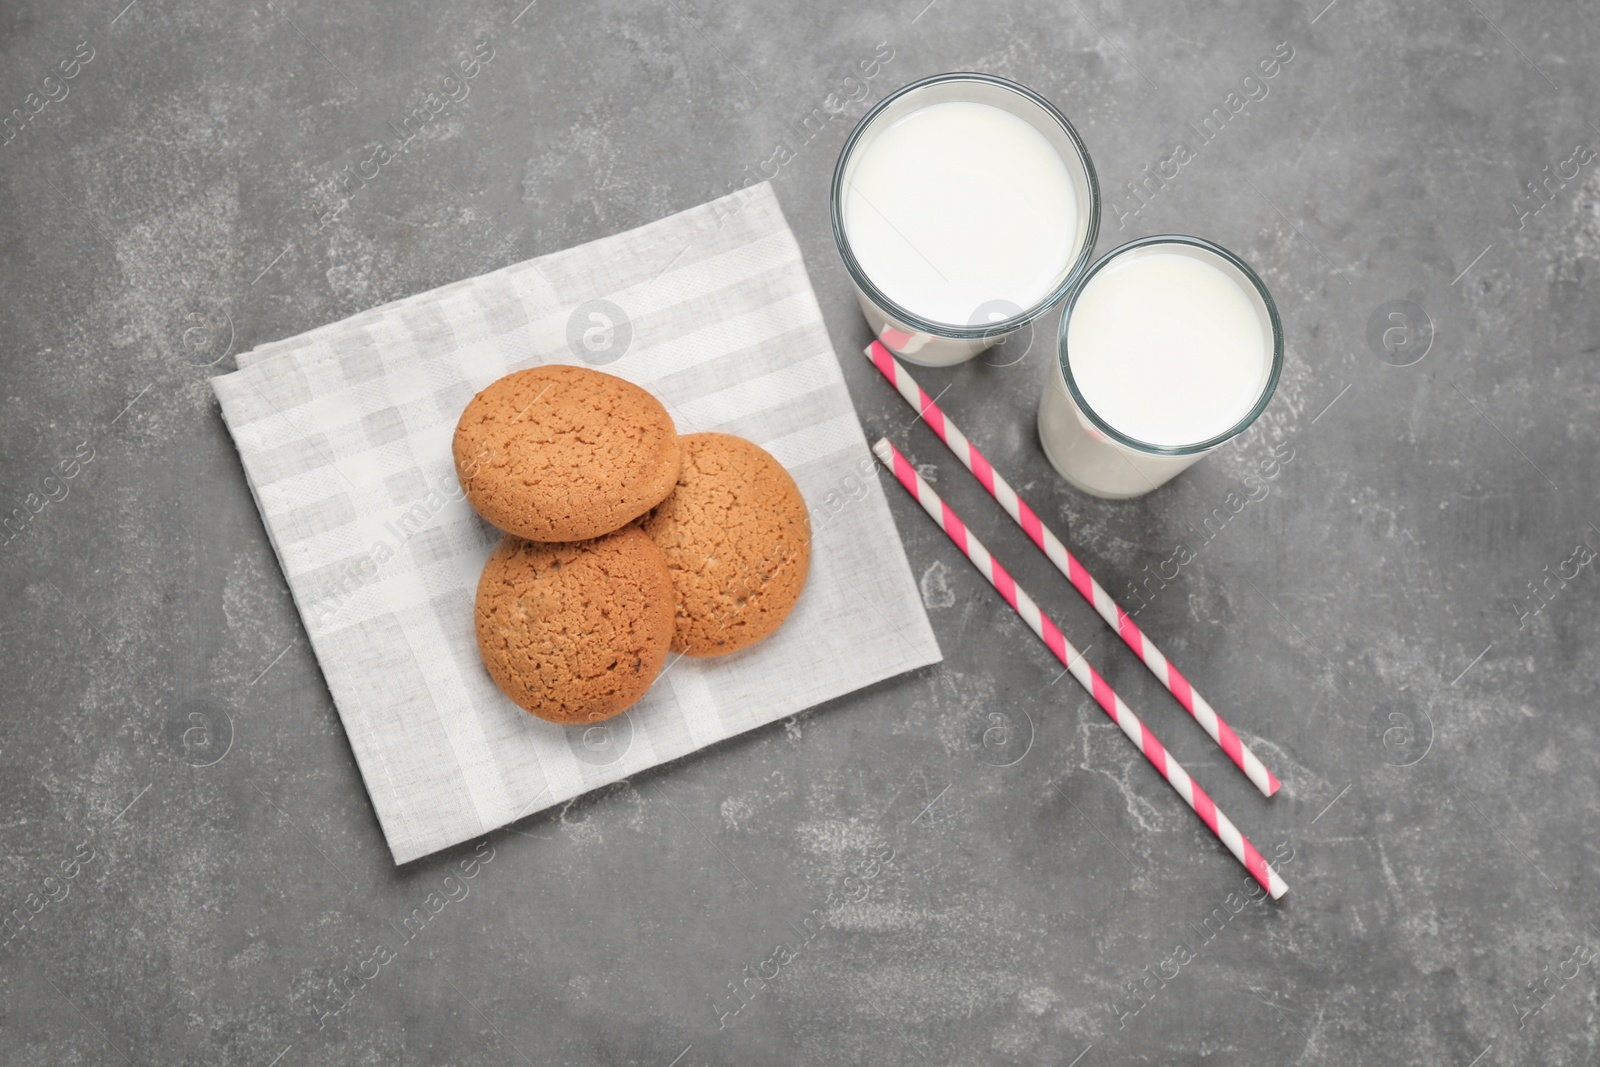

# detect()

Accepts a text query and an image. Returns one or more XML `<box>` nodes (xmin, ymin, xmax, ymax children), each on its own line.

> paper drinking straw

<box><xmin>865</xmin><ymin>341</ymin><xmax>1281</xmax><ymax>798</ymax></box>
<box><xmin>872</xmin><ymin>436</ymin><xmax>1287</xmax><ymax>899</ymax></box>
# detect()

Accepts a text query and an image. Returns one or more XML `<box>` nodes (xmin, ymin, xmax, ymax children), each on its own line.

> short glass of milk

<box><xmin>1038</xmin><ymin>235</ymin><xmax>1284</xmax><ymax>499</ymax></box>
<box><xmin>831</xmin><ymin>73</ymin><xmax>1100</xmax><ymax>367</ymax></box>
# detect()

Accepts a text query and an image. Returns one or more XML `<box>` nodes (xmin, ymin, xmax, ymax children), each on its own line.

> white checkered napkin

<box><xmin>212</xmin><ymin>182</ymin><xmax>942</xmax><ymax>864</ymax></box>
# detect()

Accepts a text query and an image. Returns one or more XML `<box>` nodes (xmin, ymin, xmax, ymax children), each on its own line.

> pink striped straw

<box><xmin>866</xmin><ymin>341</ymin><xmax>1280</xmax><ymax>798</ymax></box>
<box><xmin>873</xmin><ymin>436</ymin><xmax>1287</xmax><ymax>899</ymax></box>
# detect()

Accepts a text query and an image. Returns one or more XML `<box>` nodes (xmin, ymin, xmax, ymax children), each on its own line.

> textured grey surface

<box><xmin>1</xmin><ymin>0</ymin><xmax>1597</xmax><ymax>1063</ymax></box>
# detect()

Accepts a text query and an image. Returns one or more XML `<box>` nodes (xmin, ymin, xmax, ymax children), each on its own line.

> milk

<box><xmin>1038</xmin><ymin>239</ymin><xmax>1280</xmax><ymax>498</ymax></box>
<box><xmin>825</xmin><ymin>78</ymin><xmax>1100</xmax><ymax>367</ymax></box>
<box><xmin>1068</xmin><ymin>249</ymin><xmax>1270</xmax><ymax>448</ymax></box>
<box><xmin>838</xmin><ymin>96</ymin><xmax>1089</xmax><ymax>361</ymax></box>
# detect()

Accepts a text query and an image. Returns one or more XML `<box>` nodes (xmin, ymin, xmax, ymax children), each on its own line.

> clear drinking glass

<box><xmin>1037</xmin><ymin>235</ymin><xmax>1285</xmax><ymax>498</ymax></box>
<box><xmin>831</xmin><ymin>72</ymin><xmax>1101</xmax><ymax>367</ymax></box>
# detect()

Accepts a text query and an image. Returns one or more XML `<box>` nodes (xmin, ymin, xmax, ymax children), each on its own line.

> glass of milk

<box><xmin>1037</xmin><ymin>235</ymin><xmax>1284</xmax><ymax>498</ymax></box>
<box><xmin>831</xmin><ymin>73</ymin><xmax>1100</xmax><ymax>367</ymax></box>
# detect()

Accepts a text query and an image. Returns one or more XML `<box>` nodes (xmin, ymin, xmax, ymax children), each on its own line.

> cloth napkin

<box><xmin>212</xmin><ymin>182</ymin><xmax>941</xmax><ymax>864</ymax></box>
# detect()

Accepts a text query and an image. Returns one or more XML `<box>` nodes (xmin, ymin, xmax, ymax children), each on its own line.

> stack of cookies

<box><xmin>454</xmin><ymin>364</ymin><xmax>811</xmax><ymax>726</ymax></box>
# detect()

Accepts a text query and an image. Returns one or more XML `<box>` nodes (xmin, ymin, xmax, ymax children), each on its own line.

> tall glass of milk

<box><xmin>831</xmin><ymin>73</ymin><xmax>1100</xmax><ymax>367</ymax></box>
<box><xmin>1038</xmin><ymin>235</ymin><xmax>1284</xmax><ymax>498</ymax></box>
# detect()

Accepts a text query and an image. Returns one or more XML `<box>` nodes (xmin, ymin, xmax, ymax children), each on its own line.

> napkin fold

<box><xmin>213</xmin><ymin>182</ymin><xmax>941</xmax><ymax>863</ymax></box>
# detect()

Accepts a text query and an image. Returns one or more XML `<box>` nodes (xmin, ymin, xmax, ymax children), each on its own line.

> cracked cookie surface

<box><xmin>454</xmin><ymin>364</ymin><xmax>682</xmax><ymax>542</ymax></box>
<box><xmin>474</xmin><ymin>526</ymin><xmax>674</xmax><ymax>723</ymax></box>
<box><xmin>642</xmin><ymin>433</ymin><xmax>810</xmax><ymax>657</ymax></box>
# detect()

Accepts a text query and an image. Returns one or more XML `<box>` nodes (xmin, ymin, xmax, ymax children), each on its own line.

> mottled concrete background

<box><xmin>2</xmin><ymin>0</ymin><xmax>1597</xmax><ymax>1063</ymax></box>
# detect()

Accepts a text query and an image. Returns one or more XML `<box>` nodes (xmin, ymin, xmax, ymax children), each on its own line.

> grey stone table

<box><xmin>2</xmin><ymin>0</ymin><xmax>1596</xmax><ymax>1063</ymax></box>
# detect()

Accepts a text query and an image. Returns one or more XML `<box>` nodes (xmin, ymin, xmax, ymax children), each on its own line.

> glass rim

<box><xmin>1055</xmin><ymin>234</ymin><xmax>1286</xmax><ymax>457</ymax></box>
<box><xmin>830</xmin><ymin>71</ymin><xmax>1102</xmax><ymax>340</ymax></box>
